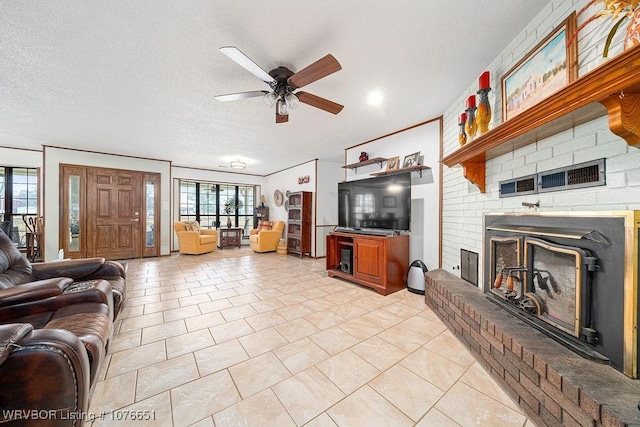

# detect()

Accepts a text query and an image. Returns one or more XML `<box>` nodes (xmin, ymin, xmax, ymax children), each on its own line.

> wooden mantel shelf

<box><xmin>442</xmin><ymin>46</ymin><xmax>640</xmax><ymax>193</ymax></box>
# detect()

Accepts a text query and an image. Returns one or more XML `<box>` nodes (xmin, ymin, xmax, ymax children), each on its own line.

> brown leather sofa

<box><xmin>0</xmin><ymin>230</ymin><xmax>127</xmax><ymax>320</ymax></box>
<box><xmin>0</xmin><ymin>321</ymin><xmax>102</xmax><ymax>426</ymax></box>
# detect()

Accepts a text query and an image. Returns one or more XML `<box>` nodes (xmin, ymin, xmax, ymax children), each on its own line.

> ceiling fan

<box><xmin>214</xmin><ymin>46</ymin><xmax>343</xmax><ymax>123</ymax></box>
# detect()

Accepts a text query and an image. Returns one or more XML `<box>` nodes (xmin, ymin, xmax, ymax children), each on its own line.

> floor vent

<box><xmin>499</xmin><ymin>159</ymin><xmax>605</xmax><ymax>198</ymax></box>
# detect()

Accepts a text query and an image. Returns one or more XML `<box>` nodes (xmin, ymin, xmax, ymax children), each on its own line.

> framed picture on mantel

<box><xmin>501</xmin><ymin>11</ymin><xmax>578</xmax><ymax>122</ymax></box>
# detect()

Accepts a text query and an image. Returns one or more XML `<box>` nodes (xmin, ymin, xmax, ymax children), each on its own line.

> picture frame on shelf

<box><xmin>386</xmin><ymin>156</ymin><xmax>400</xmax><ymax>171</ymax></box>
<box><xmin>501</xmin><ymin>11</ymin><xmax>577</xmax><ymax>122</ymax></box>
<box><xmin>402</xmin><ymin>152</ymin><xmax>420</xmax><ymax>168</ymax></box>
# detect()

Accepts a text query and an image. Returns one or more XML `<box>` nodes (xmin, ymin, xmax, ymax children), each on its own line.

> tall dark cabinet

<box><xmin>287</xmin><ymin>191</ymin><xmax>312</xmax><ymax>258</ymax></box>
<box><xmin>254</xmin><ymin>205</ymin><xmax>269</xmax><ymax>227</ymax></box>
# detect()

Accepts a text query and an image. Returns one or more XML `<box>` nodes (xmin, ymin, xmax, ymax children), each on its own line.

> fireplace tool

<box><xmin>493</xmin><ymin>266</ymin><xmax>547</xmax><ymax>315</ymax></box>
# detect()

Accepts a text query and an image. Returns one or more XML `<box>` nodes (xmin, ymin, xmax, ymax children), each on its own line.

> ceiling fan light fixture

<box><xmin>278</xmin><ymin>100</ymin><xmax>289</xmax><ymax>116</ymax></box>
<box><xmin>263</xmin><ymin>92</ymin><xmax>278</xmax><ymax>108</ymax></box>
<box><xmin>230</xmin><ymin>160</ymin><xmax>246</xmax><ymax>169</ymax></box>
<box><xmin>285</xmin><ymin>92</ymin><xmax>299</xmax><ymax>109</ymax></box>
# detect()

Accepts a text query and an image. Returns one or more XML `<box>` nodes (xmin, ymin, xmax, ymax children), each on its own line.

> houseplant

<box><xmin>571</xmin><ymin>0</ymin><xmax>640</xmax><ymax>57</ymax></box>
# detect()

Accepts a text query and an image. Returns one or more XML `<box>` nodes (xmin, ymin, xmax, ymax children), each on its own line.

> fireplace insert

<box><xmin>484</xmin><ymin>211</ymin><xmax>640</xmax><ymax>378</ymax></box>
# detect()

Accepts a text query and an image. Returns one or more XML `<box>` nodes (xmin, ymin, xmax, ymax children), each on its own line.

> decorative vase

<box><xmin>465</xmin><ymin>106</ymin><xmax>478</xmax><ymax>140</ymax></box>
<box><xmin>227</xmin><ymin>217</ymin><xmax>232</xmax><ymax>228</ymax></box>
<box><xmin>359</xmin><ymin>152</ymin><xmax>369</xmax><ymax>162</ymax></box>
<box><xmin>458</xmin><ymin>112</ymin><xmax>467</xmax><ymax>147</ymax></box>
<box><xmin>476</xmin><ymin>87</ymin><xmax>492</xmax><ymax>135</ymax></box>
<box><xmin>624</xmin><ymin>8</ymin><xmax>640</xmax><ymax>51</ymax></box>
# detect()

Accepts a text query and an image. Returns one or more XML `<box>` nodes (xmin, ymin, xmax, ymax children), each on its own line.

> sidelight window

<box><xmin>0</xmin><ymin>167</ymin><xmax>39</xmax><ymax>247</ymax></box>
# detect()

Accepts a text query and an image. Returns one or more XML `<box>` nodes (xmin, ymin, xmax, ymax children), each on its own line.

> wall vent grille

<box><xmin>499</xmin><ymin>158</ymin><xmax>605</xmax><ymax>198</ymax></box>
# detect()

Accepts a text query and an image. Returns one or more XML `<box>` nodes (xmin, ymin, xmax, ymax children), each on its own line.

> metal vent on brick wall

<box><xmin>499</xmin><ymin>159</ymin><xmax>605</xmax><ymax>198</ymax></box>
<box><xmin>499</xmin><ymin>175</ymin><xmax>536</xmax><ymax>198</ymax></box>
<box><xmin>538</xmin><ymin>159</ymin><xmax>605</xmax><ymax>193</ymax></box>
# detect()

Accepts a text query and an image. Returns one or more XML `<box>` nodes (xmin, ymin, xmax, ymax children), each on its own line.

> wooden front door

<box><xmin>86</xmin><ymin>168</ymin><xmax>142</xmax><ymax>259</ymax></box>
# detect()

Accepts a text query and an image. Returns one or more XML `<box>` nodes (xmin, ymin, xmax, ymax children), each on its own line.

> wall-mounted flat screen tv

<box><xmin>338</xmin><ymin>173</ymin><xmax>411</xmax><ymax>231</ymax></box>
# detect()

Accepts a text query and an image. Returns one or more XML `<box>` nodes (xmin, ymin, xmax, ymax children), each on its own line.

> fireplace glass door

<box><xmin>489</xmin><ymin>237</ymin><xmax>522</xmax><ymax>297</ymax></box>
<box><xmin>524</xmin><ymin>238</ymin><xmax>584</xmax><ymax>337</ymax></box>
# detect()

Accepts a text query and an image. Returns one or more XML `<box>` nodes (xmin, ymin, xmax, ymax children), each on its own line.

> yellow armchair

<box><xmin>174</xmin><ymin>221</ymin><xmax>217</xmax><ymax>255</ymax></box>
<box><xmin>249</xmin><ymin>221</ymin><xmax>285</xmax><ymax>253</ymax></box>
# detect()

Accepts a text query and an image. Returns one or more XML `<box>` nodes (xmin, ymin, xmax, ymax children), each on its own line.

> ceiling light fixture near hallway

<box><xmin>368</xmin><ymin>91</ymin><xmax>384</xmax><ymax>106</ymax></box>
<box><xmin>230</xmin><ymin>161</ymin><xmax>246</xmax><ymax>169</ymax></box>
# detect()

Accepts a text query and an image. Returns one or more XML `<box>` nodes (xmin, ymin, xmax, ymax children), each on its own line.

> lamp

<box><xmin>284</xmin><ymin>92</ymin><xmax>299</xmax><ymax>109</ymax></box>
<box><xmin>263</xmin><ymin>92</ymin><xmax>278</xmax><ymax>108</ymax></box>
<box><xmin>277</xmin><ymin>99</ymin><xmax>288</xmax><ymax>116</ymax></box>
<box><xmin>230</xmin><ymin>161</ymin><xmax>246</xmax><ymax>169</ymax></box>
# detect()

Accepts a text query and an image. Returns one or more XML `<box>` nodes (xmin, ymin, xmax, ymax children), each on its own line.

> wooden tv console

<box><xmin>326</xmin><ymin>231</ymin><xmax>409</xmax><ymax>295</ymax></box>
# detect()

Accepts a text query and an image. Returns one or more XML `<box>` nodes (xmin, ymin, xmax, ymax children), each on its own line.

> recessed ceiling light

<box><xmin>368</xmin><ymin>91</ymin><xmax>384</xmax><ymax>106</ymax></box>
<box><xmin>230</xmin><ymin>161</ymin><xmax>246</xmax><ymax>169</ymax></box>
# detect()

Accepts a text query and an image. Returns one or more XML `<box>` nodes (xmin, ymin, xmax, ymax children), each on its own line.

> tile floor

<box><xmin>88</xmin><ymin>248</ymin><xmax>537</xmax><ymax>427</ymax></box>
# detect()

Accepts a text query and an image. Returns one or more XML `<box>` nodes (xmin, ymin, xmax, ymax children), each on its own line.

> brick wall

<box><xmin>441</xmin><ymin>0</ymin><xmax>640</xmax><ymax>281</ymax></box>
<box><xmin>425</xmin><ymin>269</ymin><xmax>640</xmax><ymax>427</ymax></box>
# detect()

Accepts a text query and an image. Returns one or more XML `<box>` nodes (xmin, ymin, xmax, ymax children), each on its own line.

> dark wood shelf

<box><xmin>342</xmin><ymin>157</ymin><xmax>387</xmax><ymax>172</ymax></box>
<box><xmin>370</xmin><ymin>164</ymin><xmax>431</xmax><ymax>178</ymax></box>
<box><xmin>442</xmin><ymin>45</ymin><xmax>640</xmax><ymax>193</ymax></box>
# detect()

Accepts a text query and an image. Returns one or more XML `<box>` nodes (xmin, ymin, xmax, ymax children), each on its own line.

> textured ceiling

<box><xmin>0</xmin><ymin>1</ymin><xmax>549</xmax><ymax>175</ymax></box>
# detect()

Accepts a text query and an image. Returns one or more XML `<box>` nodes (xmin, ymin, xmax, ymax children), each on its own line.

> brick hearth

<box><xmin>425</xmin><ymin>269</ymin><xmax>640</xmax><ymax>427</ymax></box>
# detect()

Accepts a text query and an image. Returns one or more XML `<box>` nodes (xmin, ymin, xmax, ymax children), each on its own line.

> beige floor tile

<box><xmin>228</xmin><ymin>351</ymin><xmax>291</xmax><ymax>398</ymax></box>
<box><xmin>214</xmin><ymin>388</ymin><xmax>296</xmax><ymax>427</ymax></box>
<box><xmin>170</xmin><ymin>370</ymin><xmax>241</xmax><ymax>427</ymax></box>
<box><xmin>162</xmin><ymin>305</ymin><xmax>201</xmax><ymax>322</ymax></box>
<box><xmin>207</xmin><ymin>288</ymin><xmax>238</xmax><ymax>301</ymax></box>
<box><xmin>369</xmin><ymin>364</ymin><xmax>444</xmax><ymax>421</ymax></box>
<box><xmin>93</xmin><ymin>391</ymin><xmax>173</xmax><ymax>427</ymax></box>
<box><xmin>228</xmin><ymin>293</ymin><xmax>261</xmax><ymax>306</ymax></box>
<box><xmin>119</xmin><ymin>312</ymin><xmax>164</xmax><ymax>333</ymax></box>
<box><xmin>378</xmin><ymin>323</ymin><xmax>434</xmax><ymax>353</ymax></box>
<box><xmin>184</xmin><ymin>311</ymin><xmax>226</xmax><ymax>331</ymax></box>
<box><xmin>220</xmin><ymin>304</ymin><xmax>259</xmax><ymax>321</ymax></box>
<box><xmin>179</xmin><ymin>293</ymin><xmax>211</xmax><ymax>307</ymax></box>
<box><xmin>400</xmin><ymin>315</ymin><xmax>447</xmax><ymax>335</ymax></box>
<box><xmin>460</xmin><ymin>362</ymin><xmax>522</xmax><ymax>411</ymax></box>
<box><xmin>273</xmin><ymin>316</ymin><xmax>321</xmax><ymax>341</ymax></box>
<box><xmin>315</xmin><ymin>350</ymin><xmax>379</xmax><ymax>394</ymax></box>
<box><xmin>194</xmin><ymin>339</ymin><xmax>249</xmax><ymax>376</ymax></box>
<box><xmin>277</xmin><ymin>292</ymin><xmax>309</xmax><ymax>306</ymax></box>
<box><xmin>209</xmin><ymin>318</ymin><xmax>255</xmax><ymax>343</ymax></box>
<box><xmin>136</xmin><ymin>353</ymin><xmax>199</xmax><ymax>401</ymax></box>
<box><xmin>273</xmin><ymin>337</ymin><xmax>330</xmax><ymax>374</ymax></box>
<box><xmin>117</xmin><ymin>305</ymin><xmax>144</xmax><ymax>319</ymax></box>
<box><xmin>436</xmin><ymin>382</ymin><xmax>526</xmax><ymax>426</ymax></box>
<box><xmin>326</xmin><ymin>384</ymin><xmax>413</xmax><ymax>427</ymax></box>
<box><xmin>424</xmin><ymin>331</ymin><xmax>476</xmax><ymax>368</ymax></box>
<box><xmin>245</xmin><ymin>310</ymin><xmax>288</xmax><ymax>331</ymax></box>
<box><xmin>302</xmin><ymin>298</ymin><xmax>336</xmax><ymax>312</ymax></box>
<box><xmin>107</xmin><ymin>341</ymin><xmax>166</xmax><ymax>378</ymax></box>
<box><xmin>238</xmin><ymin>327</ymin><xmax>289</xmax><ymax>357</ymax></box>
<box><xmin>272</xmin><ymin>366</ymin><xmax>345</xmax><ymax>425</ymax></box>
<box><xmin>359</xmin><ymin>308</ymin><xmax>404</xmax><ymax>329</ymax></box>
<box><xmin>416</xmin><ymin>408</ymin><xmax>462</xmax><ymax>427</ymax></box>
<box><xmin>160</xmin><ymin>289</ymin><xmax>192</xmax><ymax>301</ymax></box>
<box><xmin>309</xmin><ymin>326</ymin><xmax>359</xmax><ymax>355</ymax></box>
<box><xmin>89</xmin><ymin>371</ymin><xmax>137</xmax><ymax>414</ymax></box>
<box><xmin>198</xmin><ymin>298</ymin><xmax>233</xmax><ymax>313</ymax></box>
<box><xmin>109</xmin><ymin>328</ymin><xmax>141</xmax><ymax>353</ymax></box>
<box><xmin>144</xmin><ymin>299</ymin><xmax>181</xmax><ymax>314</ymax></box>
<box><xmin>250</xmin><ymin>297</ymin><xmax>286</xmax><ymax>313</ymax></box>
<box><xmin>189</xmin><ymin>417</ymin><xmax>214</xmax><ymax>427</ymax></box>
<box><xmin>127</xmin><ymin>294</ymin><xmax>161</xmax><ymax>307</ymax></box>
<box><xmin>350</xmin><ymin>336</ymin><xmax>408</xmax><ymax>371</ymax></box>
<box><xmin>329</xmin><ymin>303</ymin><xmax>368</xmax><ymax>320</ymax></box>
<box><xmin>141</xmin><ymin>319</ymin><xmax>187</xmax><ymax>345</ymax></box>
<box><xmin>277</xmin><ymin>303</ymin><xmax>315</xmax><ymax>321</ymax></box>
<box><xmin>382</xmin><ymin>301</ymin><xmax>422</xmax><ymax>318</ymax></box>
<box><xmin>304</xmin><ymin>412</ymin><xmax>338</xmax><ymax>427</ymax></box>
<box><xmin>165</xmin><ymin>329</ymin><xmax>214</xmax><ymax>358</ymax></box>
<box><xmin>401</xmin><ymin>348</ymin><xmax>469</xmax><ymax>391</ymax></box>
<box><xmin>337</xmin><ymin>316</ymin><xmax>384</xmax><ymax>341</ymax></box>
<box><xmin>304</xmin><ymin>310</ymin><xmax>345</xmax><ymax>330</ymax></box>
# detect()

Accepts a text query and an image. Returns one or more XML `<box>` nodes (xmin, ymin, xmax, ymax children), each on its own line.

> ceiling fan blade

<box><xmin>297</xmin><ymin>92</ymin><xmax>344</xmax><ymax>115</ymax></box>
<box><xmin>288</xmin><ymin>54</ymin><xmax>342</xmax><ymax>89</ymax></box>
<box><xmin>214</xmin><ymin>90</ymin><xmax>269</xmax><ymax>102</ymax></box>
<box><xmin>219</xmin><ymin>46</ymin><xmax>276</xmax><ymax>85</ymax></box>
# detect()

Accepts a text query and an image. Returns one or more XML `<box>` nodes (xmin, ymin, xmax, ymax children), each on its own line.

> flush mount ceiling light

<box><xmin>230</xmin><ymin>161</ymin><xmax>246</xmax><ymax>169</ymax></box>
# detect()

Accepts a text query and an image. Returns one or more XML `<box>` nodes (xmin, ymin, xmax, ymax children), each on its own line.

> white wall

<box><xmin>43</xmin><ymin>147</ymin><xmax>171</xmax><ymax>261</ymax></box>
<box><xmin>441</xmin><ymin>0</ymin><xmax>639</xmax><ymax>285</ymax></box>
<box><xmin>345</xmin><ymin>119</ymin><xmax>441</xmax><ymax>271</ymax></box>
<box><xmin>315</xmin><ymin>159</ymin><xmax>343</xmax><ymax>257</ymax></box>
<box><xmin>0</xmin><ymin>146</ymin><xmax>42</xmax><ymax>167</ymax></box>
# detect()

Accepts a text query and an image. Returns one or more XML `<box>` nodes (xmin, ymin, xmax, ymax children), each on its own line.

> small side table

<box><xmin>219</xmin><ymin>227</ymin><xmax>242</xmax><ymax>249</ymax></box>
<box><xmin>276</xmin><ymin>243</ymin><xmax>287</xmax><ymax>255</ymax></box>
